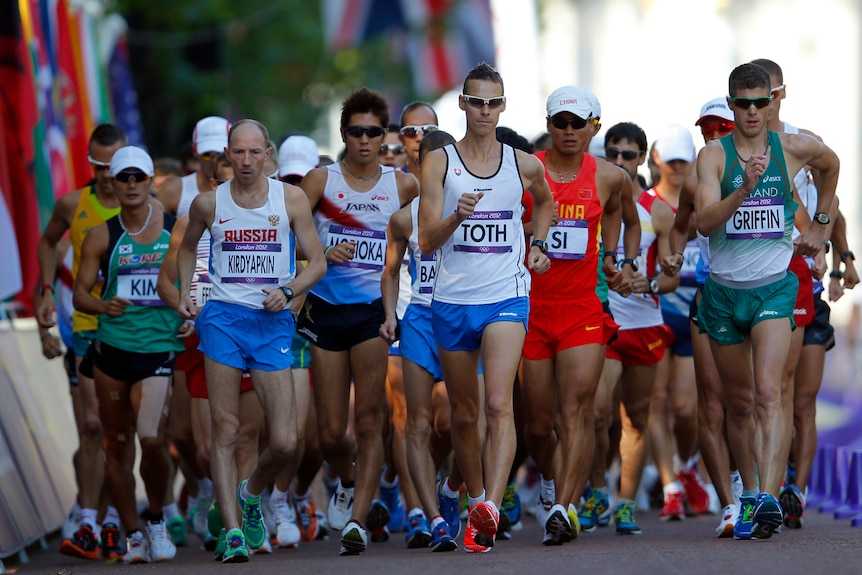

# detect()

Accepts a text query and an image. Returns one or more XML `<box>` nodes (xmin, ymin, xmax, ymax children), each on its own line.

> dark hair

<box><xmin>89</xmin><ymin>124</ymin><xmax>126</xmax><ymax>147</ymax></box>
<box><xmin>533</xmin><ymin>132</ymin><xmax>552</xmax><ymax>152</ymax></box>
<box><xmin>418</xmin><ymin>130</ymin><xmax>456</xmax><ymax>162</ymax></box>
<box><xmin>228</xmin><ymin>119</ymin><xmax>271</xmax><ymax>148</ymax></box>
<box><xmin>153</xmin><ymin>157</ymin><xmax>182</xmax><ymax>177</ymax></box>
<box><xmin>749</xmin><ymin>58</ymin><xmax>783</xmax><ymax>84</ymax></box>
<box><xmin>728</xmin><ymin>63</ymin><xmax>771</xmax><ymax>97</ymax></box>
<box><xmin>340</xmin><ymin>86</ymin><xmax>389</xmax><ymax>130</ymax></box>
<box><xmin>388</xmin><ymin>123</ymin><xmax>401</xmax><ymax>133</ymax></box>
<box><xmin>605</xmin><ymin>122</ymin><xmax>647</xmax><ymax>153</ymax></box>
<box><xmin>399</xmin><ymin>101</ymin><xmax>438</xmax><ymax>128</ymax></box>
<box><xmin>496</xmin><ymin>126</ymin><xmax>533</xmax><ymax>154</ymax></box>
<box><xmin>462</xmin><ymin>61</ymin><xmax>503</xmax><ymax>94</ymax></box>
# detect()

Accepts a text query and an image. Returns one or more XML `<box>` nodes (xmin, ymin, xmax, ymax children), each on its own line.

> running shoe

<box><xmin>405</xmin><ymin>511</ymin><xmax>432</xmax><ymax>548</ymax></box>
<box><xmin>62</xmin><ymin>503</ymin><xmax>81</xmax><ymax>541</ymax></box>
<box><xmin>146</xmin><ymin>519</ymin><xmax>177</xmax><ymax>562</ymax></box>
<box><xmin>380</xmin><ymin>480</ymin><xmax>406</xmax><ymax>533</ymax></box>
<box><xmin>716</xmin><ymin>504</ymin><xmax>739</xmax><ymax>538</ymax></box>
<box><xmin>293</xmin><ymin>492</ymin><xmax>321</xmax><ymax>542</ymax></box>
<box><xmin>100</xmin><ymin>522</ymin><xmax>125</xmax><ymax>561</ymax></box>
<box><xmin>468</xmin><ymin>502</ymin><xmax>498</xmax><ymax>548</ymax></box>
<box><xmin>367</xmin><ymin>499</ymin><xmax>391</xmax><ymax>543</ymax></box>
<box><xmin>213</xmin><ymin>528</ymin><xmax>226</xmax><ymax>561</ymax></box>
<box><xmin>60</xmin><ymin>522</ymin><xmax>99</xmax><ymax>560</ymax></box>
<box><xmin>542</xmin><ymin>504</ymin><xmax>570</xmax><ymax>546</ymax></box>
<box><xmin>463</xmin><ymin>514</ymin><xmax>490</xmax><ymax>553</ymax></box>
<box><xmin>501</xmin><ymin>477</ymin><xmax>522</xmax><ymax>528</ymax></box>
<box><xmin>222</xmin><ymin>528</ymin><xmax>250</xmax><ymax>563</ymax></box>
<box><xmin>328</xmin><ymin>481</ymin><xmax>355</xmax><ymax>532</ymax></box>
<box><xmin>429</xmin><ymin>519</ymin><xmax>457</xmax><ymax>552</ymax></box>
<box><xmin>731</xmin><ymin>473</ymin><xmax>743</xmax><ymax>506</ymax></box>
<box><xmin>436</xmin><ymin>479</ymin><xmax>462</xmax><ymax>538</ymax></box>
<box><xmin>272</xmin><ymin>496</ymin><xmax>301</xmax><ymax>548</ymax></box>
<box><xmin>752</xmin><ymin>493</ymin><xmax>784</xmax><ymax>539</ymax></box>
<box><xmin>253</xmin><ymin>535</ymin><xmax>272</xmax><ymax>554</ymax></box>
<box><xmin>578</xmin><ymin>488</ymin><xmax>610</xmax><ymax>532</ymax></box>
<box><xmin>166</xmin><ymin>515</ymin><xmax>188</xmax><ymax>546</ymax></box>
<box><xmin>780</xmin><ymin>483</ymin><xmax>805</xmax><ymax>529</ymax></box>
<box><xmin>613</xmin><ymin>500</ymin><xmax>642</xmax><ymax>535</ymax></box>
<box><xmin>659</xmin><ymin>490</ymin><xmax>687</xmax><ymax>521</ymax></box>
<box><xmin>237</xmin><ymin>479</ymin><xmax>266</xmax><ymax>549</ymax></box>
<box><xmin>193</xmin><ymin>495</ymin><xmax>211</xmax><ymax>540</ymax></box>
<box><xmin>566</xmin><ymin>503</ymin><xmax>580</xmax><ymax>541</ymax></box>
<box><xmin>677</xmin><ymin>467</ymin><xmax>710</xmax><ymax>515</ymax></box>
<box><xmin>536</xmin><ymin>491</ymin><xmax>554</xmax><ymax>529</ymax></box>
<box><xmin>207</xmin><ymin>498</ymin><xmax>224</xmax><ymax>538</ymax></box>
<box><xmin>734</xmin><ymin>496</ymin><xmax>756</xmax><ymax>540</ymax></box>
<box><xmin>340</xmin><ymin>521</ymin><xmax>368</xmax><ymax>555</ymax></box>
<box><xmin>124</xmin><ymin>531</ymin><xmax>150</xmax><ymax>564</ymax></box>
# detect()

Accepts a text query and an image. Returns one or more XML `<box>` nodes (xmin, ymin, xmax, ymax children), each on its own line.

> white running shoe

<box><xmin>253</xmin><ymin>535</ymin><xmax>273</xmax><ymax>554</ymax></box>
<box><xmin>731</xmin><ymin>473</ymin><xmax>743</xmax><ymax>507</ymax></box>
<box><xmin>715</xmin><ymin>504</ymin><xmax>739</xmax><ymax>538</ymax></box>
<box><xmin>124</xmin><ymin>531</ymin><xmax>150</xmax><ymax>564</ymax></box>
<box><xmin>272</xmin><ymin>498</ymin><xmax>301</xmax><ymax>547</ymax></box>
<box><xmin>193</xmin><ymin>496</ymin><xmax>211</xmax><ymax>539</ymax></box>
<box><xmin>328</xmin><ymin>481</ymin><xmax>355</xmax><ymax>532</ymax></box>
<box><xmin>147</xmin><ymin>519</ymin><xmax>177</xmax><ymax>562</ymax></box>
<box><xmin>61</xmin><ymin>503</ymin><xmax>81</xmax><ymax>541</ymax></box>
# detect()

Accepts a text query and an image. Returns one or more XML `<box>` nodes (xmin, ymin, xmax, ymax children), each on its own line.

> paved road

<box><xmin>12</xmin><ymin>507</ymin><xmax>862</xmax><ymax>575</ymax></box>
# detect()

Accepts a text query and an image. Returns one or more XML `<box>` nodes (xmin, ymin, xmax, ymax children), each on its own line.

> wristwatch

<box><xmin>649</xmin><ymin>279</ymin><xmax>659</xmax><ymax>294</ymax></box>
<box><xmin>603</xmin><ymin>252</ymin><xmax>618</xmax><ymax>265</ymax></box>
<box><xmin>531</xmin><ymin>239</ymin><xmax>548</xmax><ymax>254</ymax></box>
<box><xmin>621</xmin><ymin>258</ymin><xmax>639</xmax><ymax>272</ymax></box>
<box><xmin>813</xmin><ymin>212</ymin><xmax>830</xmax><ymax>225</ymax></box>
<box><xmin>280</xmin><ymin>286</ymin><xmax>294</xmax><ymax>301</ymax></box>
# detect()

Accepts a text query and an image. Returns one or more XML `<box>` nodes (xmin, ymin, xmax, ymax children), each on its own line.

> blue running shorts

<box><xmin>431</xmin><ymin>296</ymin><xmax>529</xmax><ymax>352</ymax></box>
<box><xmin>401</xmin><ymin>304</ymin><xmax>444</xmax><ymax>382</ymax></box>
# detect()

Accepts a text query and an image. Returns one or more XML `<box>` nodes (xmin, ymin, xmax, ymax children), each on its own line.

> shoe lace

<box><xmin>296</xmin><ymin>498</ymin><xmax>312</xmax><ymax>527</ymax></box>
<box><xmin>103</xmin><ymin>526</ymin><xmax>118</xmax><ymax>549</ymax></box>
<box><xmin>273</xmin><ymin>501</ymin><xmax>293</xmax><ymax>524</ymax></box>
<box><xmin>244</xmin><ymin>500</ymin><xmax>263</xmax><ymax>529</ymax></box>
<box><xmin>616</xmin><ymin>503</ymin><xmax>634</xmax><ymax>524</ymax></box>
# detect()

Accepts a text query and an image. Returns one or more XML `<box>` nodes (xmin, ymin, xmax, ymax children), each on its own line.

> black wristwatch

<box><xmin>813</xmin><ymin>212</ymin><xmax>830</xmax><ymax>225</ymax></box>
<box><xmin>830</xmin><ymin>270</ymin><xmax>845</xmax><ymax>279</ymax></box>
<box><xmin>531</xmin><ymin>239</ymin><xmax>548</xmax><ymax>254</ymax></box>
<box><xmin>841</xmin><ymin>251</ymin><xmax>856</xmax><ymax>262</ymax></box>
<box><xmin>603</xmin><ymin>252</ymin><xmax>618</xmax><ymax>265</ymax></box>
<box><xmin>621</xmin><ymin>258</ymin><xmax>639</xmax><ymax>272</ymax></box>
<box><xmin>280</xmin><ymin>286</ymin><xmax>294</xmax><ymax>301</ymax></box>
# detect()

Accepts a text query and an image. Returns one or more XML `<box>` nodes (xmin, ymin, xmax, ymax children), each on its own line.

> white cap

<box><xmin>584</xmin><ymin>89</ymin><xmax>601</xmax><ymax>119</ymax></box>
<box><xmin>588</xmin><ymin>133</ymin><xmax>606</xmax><ymax>159</ymax></box>
<box><xmin>696</xmin><ymin>97</ymin><xmax>734</xmax><ymax>125</ymax></box>
<box><xmin>110</xmin><ymin>146</ymin><xmax>154</xmax><ymax>177</ymax></box>
<box><xmin>654</xmin><ymin>124</ymin><xmax>695</xmax><ymax>163</ymax></box>
<box><xmin>278</xmin><ymin>135</ymin><xmax>319</xmax><ymax>179</ymax></box>
<box><xmin>546</xmin><ymin>85</ymin><xmax>593</xmax><ymax>119</ymax></box>
<box><xmin>193</xmin><ymin>116</ymin><xmax>230</xmax><ymax>155</ymax></box>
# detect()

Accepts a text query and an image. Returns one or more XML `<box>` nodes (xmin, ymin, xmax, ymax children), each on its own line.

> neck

<box><xmin>343</xmin><ymin>158</ymin><xmax>379</xmax><ymax>178</ymax></box>
<box><xmin>121</xmin><ymin>201</ymin><xmax>151</xmax><ymax>221</ymax></box>
<box><xmin>732</xmin><ymin>132</ymin><xmax>769</xmax><ymax>156</ymax></box>
<box><xmin>196</xmin><ymin>170</ymin><xmax>212</xmax><ymax>193</ymax></box>
<box><xmin>654</xmin><ymin>180</ymin><xmax>681</xmax><ymax>208</ymax></box>
<box><xmin>547</xmin><ymin>148</ymin><xmax>583</xmax><ymax>169</ymax></box>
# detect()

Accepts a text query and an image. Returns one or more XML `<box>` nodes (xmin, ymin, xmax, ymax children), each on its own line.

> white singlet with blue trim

<box><xmin>432</xmin><ymin>143</ymin><xmax>529</xmax><ymax>305</ymax></box>
<box><xmin>408</xmin><ymin>196</ymin><xmax>438</xmax><ymax>308</ymax></box>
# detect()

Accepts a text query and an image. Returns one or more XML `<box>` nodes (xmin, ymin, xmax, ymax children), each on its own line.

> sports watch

<box><xmin>531</xmin><ymin>239</ymin><xmax>548</xmax><ymax>254</ymax></box>
<box><xmin>813</xmin><ymin>212</ymin><xmax>830</xmax><ymax>225</ymax></box>
<box><xmin>621</xmin><ymin>258</ymin><xmax>639</xmax><ymax>272</ymax></box>
<box><xmin>280</xmin><ymin>286</ymin><xmax>294</xmax><ymax>301</ymax></box>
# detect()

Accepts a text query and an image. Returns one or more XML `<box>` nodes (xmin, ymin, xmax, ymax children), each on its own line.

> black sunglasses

<box><xmin>114</xmin><ymin>171</ymin><xmax>149</xmax><ymax>183</ymax></box>
<box><xmin>549</xmin><ymin>115</ymin><xmax>589</xmax><ymax>130</ymax></box>
<box><xmin>730</xmin><ymin>96</ymin><xmax>772</xmax><ymax>110</ymax></box>
<box><xmin>344</xmin><ymin>125</ymin><xmax>386</xmax><ymax>139</ymax></box>
<box><xmin>461</xmin><ymin>94</ymin><xmax>506</xmax><ymax>109</ymax></box>
<box><xmin>605</xmin><ymin>148</ymin><xmax>642</xmax><ymax>161</ymax></box>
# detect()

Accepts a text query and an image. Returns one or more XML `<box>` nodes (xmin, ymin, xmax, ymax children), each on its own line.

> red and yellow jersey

<box><xmin>522</xmin><ymin>151</ymin><xmax>604</xmax><ymax>301</ymax></box>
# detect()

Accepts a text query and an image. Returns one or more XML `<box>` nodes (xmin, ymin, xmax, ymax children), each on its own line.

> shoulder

<box><xmin>389</xmin><ymin>203</ymin><xmax>413</xmax><ymax>238</ymax></box>
<box><xmin>394</xmin><ymin>169</ymin><xmax>419</xmax><ymax>192</ymax></box>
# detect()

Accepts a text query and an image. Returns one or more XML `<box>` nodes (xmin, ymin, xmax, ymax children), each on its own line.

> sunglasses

<box><xmin>461</xmin><ymin>94</ymin><xmax>506</xmax><ymax>109</ymax></box>
<box><xmin>700</xmin><ymin>120</ymin><xmax>735</xmax><ymax>139</ymax></box>
<box><xmin>199</xmin><ymin>151</ymin><xmax>220</xmax><ymax>162</ymax></box>
<box><xmin>379</xmin><ymin>144</ymin><xmax>406</xmax><ymax>155</ymax></box>
<box><xmin>605</xmin><ymin>148</ymin><xmax>642</xmax><ymax>161</ymax></box>
<box><xmin>771</xmin><ymin>84</ymin><xmax>785</xmax><ymax>98</ymax></box>
<box><xmin>344</xmin><ymin>125</ymin><xmax>386</xmax><ymax>139</ymax></box>
<box><xmin>399</xmin><ymin>124</ymin><xmax>438</xmax><ymax>138</ymax></box>
<box><xmin>88</xmin><ymin>155</ymin><xmax>112</xmax><ymax>172</ymax></box>
<box><xmin>114</xmin><ymin>171</ymin><xmax>150</xmax><ymax>183</ymax></box>
<box><xmin>730</xmin><ymin>96</ymin><xmax>772</xmax><ymax>110</ymax></box>
<box><xmin>549</xmin><ymin>115</ymin><xmax>590</xmax><ymax>131</ymax></box>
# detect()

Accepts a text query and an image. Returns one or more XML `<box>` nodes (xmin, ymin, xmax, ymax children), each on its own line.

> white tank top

<box><xmin>408</xmin><ymin>196</ymin><xmax>438</xmax><ymax>308</ymax></box>
<box><xmin>177</xmin><ymin>173</ymin><xmax>200</xmax><ymax>217</ymax></box>
<box><xmin>433</xmin><ymin>143</ymin><xmax>529</xmax><ymax>305</ymax></box>
<box><xmin>208</xmin><ymin>179</ymin><xmax>295</xmax><ymax>309</ymax></box>
<box><xmin>608</xmin><ymin>197</ymin><xmax>663</xmax><ymax>329</ymax></box>
<box><xmin>177</xmin><ymin>172</ymin><xmax>213</xmax><ymax>304</ymax></box>
<box><xmin>311</xmin><ymin>163</ymin><xmax>401</xmax><ymax>305</ymax></box>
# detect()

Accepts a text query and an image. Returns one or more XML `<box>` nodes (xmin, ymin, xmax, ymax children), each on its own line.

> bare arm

<box><xmin>395</xmin><ymin>170</ymin><xmax>419</xmax><ymax>207</ymax></box>
<box><xmin>645</xmin><ymin>200</ymin><xmax>680</xmax><ymax>295</ymax></box>
<box><xmin>177</xmin><ymin>193</ymin><xmax>213</xmax><ymax>319</ymax></box>
<box><xmin>608</xmin><ymin>175</ymin><xmax>639</xmax><ymax>297</ymax></box>
<box><xmin>791</xmin><ymin>135</ymin><xmax>839</xmax><ymax>256</ymax></box>
<box><xmin>155</xmin><ymin>175</ymin><xmax>182</xmax><ymax>215</ymax></box>
<box><xmin>695</xmin><ymin>143</ymin><xmax>762</xmax><ymax>237</ymax></box>
<box><xmin>157</xmin><ymin>215</ymin><xmax>188</xmax><ymax>311</ymax></box>
<box><xmin>284</xmin><ymin>185</ymin><xmax>326</xmax><ymax>297</ymax></box>
<box><xmin>518</xmin><ymin>151</ymin><xmax>553</xmax><ymax>274</ymax></box>
<box><xmin>380</xmin><ymin>206</ymin><xmax>411</xmax><ymax>343</ymax></box>
<box><xmin>418</xmin><ymin>148</ymin><xmax>475</xmax><ymax>254</ymax></box>
<box><xmin>35</xmin><ymin>193</ymin><xmax>78</xmax><ymax>327</ymax></box>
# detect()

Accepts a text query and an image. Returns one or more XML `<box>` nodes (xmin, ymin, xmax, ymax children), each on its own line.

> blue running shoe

<box><xmin>380</xmin><ymin>481</ymin><xmax>406</xmax><ymax>533</ymax></box>
<box><xmin>367</xmin><ymin>499</ymin><xmax>391</xmax><ymax>543</ymax></box>
<box><xmin>222</xmin><ymin>528</ymin><xmax>249</xmax><ymax>563</ymax></box>
<box><xmin>780</xmin><ymin>484</ymin><xmax>805</xmax><ymax>529</ymax></box>
<box><xmin>429</xmin><ymin>519</ymin><xmax>457</xmax><ymax>552</ymax></box>
<box><xmin>501</xmin><ymin>477</ymin><xmax>521</xmax><ymax>527</ymax></box>
<box><xmin>734</xmin><ymin>496</ymin><xmax>756</xmax><ymax>540</ymax></box>
<box><xmin>436</xmin><ymin>479</ymin><xmax>462</xmax><ymax>538</ymax></box>
<box><xmin>405</xmin><ymin>511</ymin><xmax>432</xmax><ymax>548</ymax></box>
<box><xmin>237</xmin><ymin>480</ymin><xmax>266</xmax><ymax>549</ymax></box>
<box><xmin>613</xmin><ymin>500</ymin><xmax>641</xmax><ymax>535</ymax></box>
<box><xmin>752</xmin><ymin>493</ymin><xmax>783</xmax><ymax>539</ymax></box>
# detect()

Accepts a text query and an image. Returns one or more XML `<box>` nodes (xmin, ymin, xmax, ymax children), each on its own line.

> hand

<box><xmin>844</xmin><ymin>261</ymin><xmax>860</xmax><ymax>289</ymax></box>
<box><xmin>455</xmin><ymin>192</ymin><xmax>484</xmax><ymax>221</ymax></box>
<box><xmin>793</xmin><ymin>228</ymin><xmax>826</xmax><ymax>258</ymax></box>
<box><xmin>609</xmin><ymin>266</ymin><xmax>635</xmax><ymax>297</ymax></box>
<box><xmin>811</xmin><ymin>250</ymin><xmax>827</xmax><ymax>280</ymax></box>
<box><xmin>261</xmin><ymin>287</ymin><xmax>292</xmax><ymax>312</ymax></box>
<box><xmin>106</xmin><ymin>296</ymin><xmax>133</xmax><ymax>317</ymax></box>
<box><xmin>177</xmin><ymin>294</ymin><xmax>197</xmax><ymax>320</ymax></box>
<box><xmin>326</xmin><ymin>241</ymin><xmax>357</xmax><ymax>264</ymax></box>
<box><xmin>660</xmin><ymin>253</ymin><xmax>683</xmax><ymax>277</ymax></box>
<box><xmin>829</xmin><ymin>276</ymin><xmax>844</xmax><ymax>302</ymax></box>
<box><xmin>177</xmin><ymin>320</ymin><xmax>196</xmax><ymax>339</ymax></box>
<box><xmin>379</xmin><ymin>316</ymin><xmax>398</xmax><ymax>344</ymax></box>
<box><xmin>39</xmin><ymin>332</ymin><xmax>62</xmax><ymax>359</ymax></box>
<box><xmin>742</xmin><ymin>150</ymin><xmax>769</xmax><ymax>195</ymax></box>
<box><xmin>528</xmin><ymin>249</ymin><xmax>551</xmax><ymax>274</ymax></box>
<box><xmin>35</xmin><ymin>298</ymin><xmax>56</xmax><ymax>329</ymax></box>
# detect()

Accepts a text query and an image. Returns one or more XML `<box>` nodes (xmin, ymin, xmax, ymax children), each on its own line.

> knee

<box><xmin>407</xmin><ymin>414</ymin><xmax>433</xmax><ymax>443</ymax></box>
<box><xmin>484</xmin><ymin>394</ymin><xmax>512</xmax><ymax>422</ymax></box>
<box><xmin>725</xmin><ymin>394</ymin><xmax>755</xmax><ymax>418</ymax></box>
<box><xmin>81</xmin><ymin>417</ymin><xmax>103</xmax><ymax>441</ymax></box>
<box><xmin>139</xmin><ymin>436</ymin><xmax>165</xmax><ymax>458</ymax></box>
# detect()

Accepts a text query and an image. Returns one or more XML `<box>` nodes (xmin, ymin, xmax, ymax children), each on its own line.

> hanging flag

<box><xmin>104</xmin><ymin>15</ymin><xmax>145</xmax><ymax>147</ymax></box>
